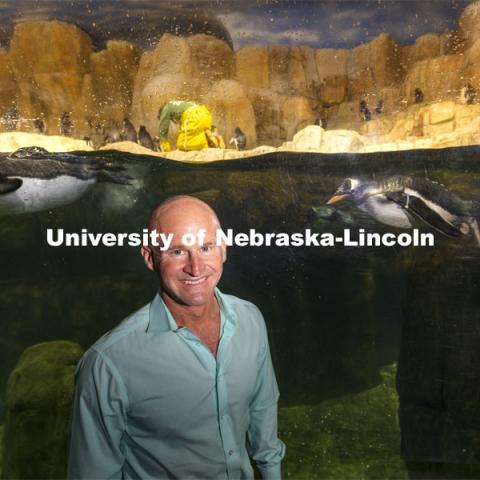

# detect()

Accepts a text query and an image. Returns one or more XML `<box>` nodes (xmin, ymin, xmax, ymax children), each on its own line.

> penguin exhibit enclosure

<box><xmin>2</xmin><ymin>0</ymin><xmax>480</xmax><ymax>478</ymax></box>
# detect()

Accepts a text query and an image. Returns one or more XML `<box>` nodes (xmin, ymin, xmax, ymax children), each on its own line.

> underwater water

<box><xmin>1</xmin><ymin>147</ymin><xmax>480</xmax><ymax>478</ymax></box>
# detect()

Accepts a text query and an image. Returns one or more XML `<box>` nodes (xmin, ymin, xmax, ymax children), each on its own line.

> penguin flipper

<box><xmin>386</xmin><ymin>192</ymin><xmax>462</xmax><ymax>238</ymax></box>
<box><xmin>0</xmin><ymin>177</ymin><xmax>23</xmax><ymax>194</ymax></box>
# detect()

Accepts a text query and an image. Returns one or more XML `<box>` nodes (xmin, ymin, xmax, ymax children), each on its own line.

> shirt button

<box><xmin>228</xmin><ymin>450</ymin><xmax>234</xmax><ymax>456</ymax></box>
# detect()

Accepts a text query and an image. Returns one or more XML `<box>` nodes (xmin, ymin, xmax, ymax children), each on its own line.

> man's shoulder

<box><xmin>87</xmin><ymin>301</ymin><xmax>151</xmax><ymax>355</ymax></box>
<box><xmin>221</xmin><ymin>291</ymin><xmax>259</xmax><ymax>311</ymax></box>
<box><xmin>220</xmin><ymin>292</ymin><xmax>265</xmax><ymax>325</ymax></box>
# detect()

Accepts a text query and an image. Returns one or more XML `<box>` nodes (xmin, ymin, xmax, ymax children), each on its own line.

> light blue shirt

<box><xmin>68</xmin><ymin>289</ymin><xmax>285</xmax><ymax>479</ymax></box>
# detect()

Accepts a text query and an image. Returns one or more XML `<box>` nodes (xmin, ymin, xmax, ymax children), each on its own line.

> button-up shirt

<box><xmin>68</xmin><ymin>289</ymin><xmax>285</xmax><ymax>479</ymax></box>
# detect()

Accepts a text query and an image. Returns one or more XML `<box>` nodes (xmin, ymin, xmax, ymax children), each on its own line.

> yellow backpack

<box><xmin>177</xmin><ymin>105</ymin><xmax>212</xmax><ymax>151</ymax></box>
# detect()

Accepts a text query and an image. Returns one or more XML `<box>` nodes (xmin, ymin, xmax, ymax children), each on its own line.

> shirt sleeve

<box><xmin>158</xmin><ymin>102</ymin><xmax>175</xmax><ymax>140</ymax></box>
<box><xmin>246</xmin><ymin>309</ymin><xmax>286</xmax><ymax>480</ymax></box>
<box><xmin>67</xmin><ymin>349</ymin><xmax>129</xmax><ymax>479</ymax></box>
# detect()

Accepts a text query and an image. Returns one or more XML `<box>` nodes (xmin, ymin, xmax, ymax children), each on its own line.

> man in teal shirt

<box><xmin>68</xmin><ymin>196</ymin><xmax>285</xmax><ymax>479</ymax></box>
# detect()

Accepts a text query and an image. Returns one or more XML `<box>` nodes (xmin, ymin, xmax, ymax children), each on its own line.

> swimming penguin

<box><xmin>327</xmin><ymin>176</ymin><xmax>480</xmax><ymax>246</ymax></box>
<box><xmin>8</xmin><ymin>146</ymin><xmax>49</xmax><ymax>158</ymax></box>
<box><xmin>60</xmin><ymin>112</ymin><xmax>73</xmax><ymax>137</ymax></box>
<box><xmin>229</xmin><ymin>127</ymin><xmax>246</xmax><ymax>150</ymax></box>
<box><xmin>138</xmin><ymin>125</ymin><xmax>156</xmax><ymax>151</ymax></box>
<box><xmin>0</xmin><ymin>148</ymin><xmax>132</xmax><ymax>215</ymax></box>
<box><xmin>121</xmin><ymin>118</ymin><xmax>138</xmax><ymax>143</ymax></box>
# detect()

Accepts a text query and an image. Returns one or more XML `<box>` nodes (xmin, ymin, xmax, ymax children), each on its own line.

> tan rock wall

<box><xmin>316</xmin><ymin>49</ymin><xmax>349</xmax><ymax>83</ymax></box>
<box><xmin>206</xmin><ymin>80</ymin><xmax>257</xmax><ymax>148</ymax></box>
<box><xmin>0</xmin><ymin>48</ymin><xmax>16</xmax><ymax>119</ymax></box>
<box><xmin>187</xmin><ymin>34</ymin><xmax>235</xmax><ymax>82</ymax></box>
<box><xmin>459</xmin><ymin>0</ymin><xmax>480</xmax><ymax>49</ymax></box>
<box><xmin>236</xmin><ymin>46</ymin><xmax>270</xmax><ymax>89</ymax></box>
<box><xmin>347</xmin><ymin>33</ymin><xmax>401</xmax><ymax>98</ymax></box>
<box><xmin>87</xmin><ymin>41</ymin><xmax>141</xmax><ymax>130</ymax></box>
<box><xmin>248</xmin><ymin>88</ymin><xmax>283</xmax><ymax>146</ymax></box>
<box><xmin>1</xmin><ymin>3</ymin><xmax>480</xmax><ymax>149</ymax></box>
<box><xmin>281</xmin><ymin>96</ymin><xmax>316</xmax><ymax>140</ymax></box>
<box><xmin>9</xmin><ymin>21</ymin><xmax>92</xmax><ymax>78</ymax></box>
<box><xmin>403</xmin><ymin>55</ymin><xmax>464</xmax><ymax>104</ymax></box>
<box><xmin>131</xmin><ymin>33</ymin><xmax>245</xmax><ymax>146</ymax></box>
<box><xmin>8</xmin><ymin>21</ymin><xmax>93</xmax><ymax>134</ymax></box>
<box><xmin>400</xmin><ymin>34</ymin><xmax>442</xmax><ymax>68</ymax></box>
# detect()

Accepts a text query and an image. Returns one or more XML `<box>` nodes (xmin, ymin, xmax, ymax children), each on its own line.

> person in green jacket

<box><xmin>158</xmin><ymin>100</ymin><xmax>214</xmax><ymax>152</ymax></box>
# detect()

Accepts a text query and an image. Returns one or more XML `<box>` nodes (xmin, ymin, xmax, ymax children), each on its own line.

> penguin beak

<box><xmin>326</xmin><ymin>194</ymin><xmax>347</xmax><ymax>205</ymax></box>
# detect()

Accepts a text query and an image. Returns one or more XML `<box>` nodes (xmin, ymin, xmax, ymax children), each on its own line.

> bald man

<box><xmin>68</xmin><ymin>196</ymin><xmax>285</xmax><ymax>479</ymax></box>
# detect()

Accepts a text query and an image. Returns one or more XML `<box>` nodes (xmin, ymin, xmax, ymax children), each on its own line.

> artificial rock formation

<box><xmin>130</xmin><ymin>33</ymin><xmax>243</xmax><ymax>143</ymax></box>
<box><xmin>85</xmin><ymin>40</ymin><xmax>141</xmax><ymax>128</ymax></box>
<box><xmin>5</xmin><ymin>20</ymin><xmax>140</xmax><ymax>138</ymax></box>
<box><xmin>346</xmin><ymin>33</ymin><xmax>402</xmax><ymax>99</ymax></box>
<box><xmin>1</xmin><ymin>0</ymin><xmax>480</xmax><ymax>149</ymax></box>
<box><xmin>2</xmin><ymin>341</ymin><xmax>84</xmax><ymax>479</ymax></box>
<box><xmin>459</xmin><ymin>0</ymin><xmax>480</xmax><ymax>49</ymax></box>
<box><xmin>9</xmin><ymin>21</ymin><xmax>93</xmax><ymax>135</ymax></box>
<box><xmin>0</xmin><ymin>49</ymin><xmax>16</xmax><ymax>118</ymax></box>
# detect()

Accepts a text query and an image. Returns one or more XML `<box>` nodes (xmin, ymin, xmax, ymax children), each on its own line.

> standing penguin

<box><xmin>465</xmin><ymin>83</ymin><xmax>476</xmax><ymax>105</ymax></box>
<box><xmin>229</xmin><ymin>127</ymin><xmax>246</xmax><ymax>150</ymax></box>
<box><xmin>121</xmin><ymin>118</ymin><xmax>138</xmax><ymax>143</ymax></box>
<box><xmin>104</xmin><ymin>122</ymin><xmax>121</xmax><ymax>144</ymax></box>
<box><xmin>60</xmin><ymin>112</ymin><xmax>73</xmax><ymax>136</ymax></box>
<box><xmin>3</xmin><ymin>106</ymin><xmax>18</xmax><ymax>131</ymax></box>
<box><xmin>138</xmin><ymin>125</ymin><xmax>156</xmax><ymax>151</ymax></box>
<box><xmin>33</xmin><ymin>118</ymin><xmax>46</xmax><ymax>134</ymax></box>
<box><xmin>414</xmin><ymin>88</ymin><xmax>424</xmax><ymax>104</ymax></box>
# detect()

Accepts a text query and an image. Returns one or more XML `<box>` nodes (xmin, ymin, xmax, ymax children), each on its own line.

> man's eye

<box><xmin>172</xmin><ymin>249</ymin><xmax>185</xmax><ymax>256</ymax></box>
<box><xmin>200</xmin><ymin>245</ymin><xmax>213</xmax><ymax>253</ymax></box>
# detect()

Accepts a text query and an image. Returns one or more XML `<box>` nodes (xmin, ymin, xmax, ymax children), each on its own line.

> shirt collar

<box><xmin>146</xmin><ymin>287</ymin><xmax>236</xmax><ymax>335</ymax></box>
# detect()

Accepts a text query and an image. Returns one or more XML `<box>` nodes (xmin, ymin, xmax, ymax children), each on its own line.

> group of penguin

<box><xmin>100</xmin><ymin>118</ymin><xmax>159</xmax><ymax>151</ymax></box>
<box><xmin>2</xmin><ymin>106</ymin><xmax>248</xmax><ymax>153</ymax></box>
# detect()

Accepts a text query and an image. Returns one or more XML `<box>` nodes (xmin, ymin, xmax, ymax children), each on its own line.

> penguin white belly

<box><xmin>359</xmin><ymin>195</ymin><xmax>414</xmax><ymax>229</ymax></box>
<box><xmin>0</xmin><ymin>175</ymin><xmax>96</xmax><ymax>215</ymax></box>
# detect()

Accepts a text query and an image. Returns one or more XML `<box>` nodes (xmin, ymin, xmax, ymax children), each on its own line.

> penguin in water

<box><xmin>229</xmin><ymin>127</ymin><xmax>246</xmax><ymax>150</ymax></box>
<box><xmin>327</xmin><ymin>176</ymin><xmax>480</xmax><ymax>246</ymax></box>
<box><xmin>138</xmin><ymin>125</ymin><xmax>156</xmax><ymax>151</ymax></box>
<box><xmin>0</xmin><ymin>147</ymin><xmax>132</xmax><ymax>215</ymax></box>
<box><xmin>121</xmin><ymin>118</ymin><xmax>138</xmax><ymax>143</ymax></box>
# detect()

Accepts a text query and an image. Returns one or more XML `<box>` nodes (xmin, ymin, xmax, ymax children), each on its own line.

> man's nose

<box><xmin>184</xmin><ymin>251</ymin><xmax>203</xmax><ymax>276</ymax></box>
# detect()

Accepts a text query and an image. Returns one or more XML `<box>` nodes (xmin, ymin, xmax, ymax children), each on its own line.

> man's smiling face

<box><xmin>142</xmin><ymin>197</ymin><xmax>226</xmax><ymax>308</ymax></box>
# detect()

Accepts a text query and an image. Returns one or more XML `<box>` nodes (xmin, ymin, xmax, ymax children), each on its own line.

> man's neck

<box><xmin>161</xmin><ymin>292</ymin><xmax>219</xmax><ymax>329</ymax></box>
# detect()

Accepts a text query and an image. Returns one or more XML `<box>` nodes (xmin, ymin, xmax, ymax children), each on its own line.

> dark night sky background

<box><xmin>0</xmin><ymin>0</ymin><xmax>472</xmax><ymax>50</ymax></box>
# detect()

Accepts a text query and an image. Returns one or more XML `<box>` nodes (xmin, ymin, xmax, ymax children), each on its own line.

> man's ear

<box><xmin>221</xmin><ymin>244</ymin><xmax>227</xmax><ymax>263</ymax></box>
<box><xmin>141</xmin><ymin>246</ymin><xmax>156</xmax><ymax>272</ymax></box>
